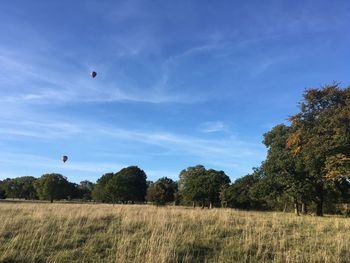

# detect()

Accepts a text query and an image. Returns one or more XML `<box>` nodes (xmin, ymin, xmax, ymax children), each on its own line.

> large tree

<box><xmin>179</xmin><ymin>165</ymin><xmax>230</xmax><ymax>208</ymax></box>
<box><xmin>287</xmin><ymin>84</ymin><xmax>350</xmax><ymax>215</ymax></box>
<box><xmin>146</xmin><ymin>177</ymin><xmax>177</xmax><ymax>205</ymax></box>
<box><xmin>115</xmin><ymin>166</ymin><xmax>147</xmax><ymax>203</ymax></box>
<box><xmin>34</xmin><ymin>173</ymin><xmax>71</xmax><ymax>203</ymax></box>
<box><xmin>93</xmin><ymin>166</ymin><xmax>148</xmax><ymax>203</ymax></box>
<box><xmin>263</xmin><ymin>124</ymin><xmax>312</xmax><ymax>215</ymax></box>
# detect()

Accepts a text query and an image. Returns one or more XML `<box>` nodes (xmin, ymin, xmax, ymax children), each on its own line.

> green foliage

<box><xmin>115</xmin><ymin>166</ymin><xmax>148</xmax><ymax>202</ymax></box>
<box><xmin>146</xmin><ymin>177</ymin><xmax>177</xmax><ymax>205</ymax></box>
<box><xmin>220</xmin><ymin>169</ymin><xmax>266</xmax><ymax>210</ymax></box>
<box><xmin>0</xmin><ymin>177</ymin><xmax>37</xmax><ymax>199</ymax></box>
<box><xmin>0</xmin><ymin>180</ymin><xmax>5</xmax><ymax>199</ymax></box>
<box><xmin>325</xmin><ymin>154</ymin><xmax>350</xmax><ymax>180</ymax></box>
<box><xmin>79</xmin><ymin>180</ymin><xmax>94</xmax><ymax>200</ymax></box>
<box><xmin>92</xmin><ymin>173</ymin><xmax>114</xmax><ymax>202</ymax></box>
<box><xmin>263</xmin><ymin>124</ymin><xmax>313</xmax><ymax>214</ymax></box>
<box><xmin>287</xmin><ymin>84</ymin><xmax>350</xmax><ymax>215</ymax></box>
<box><xmin>106</xmin><ymin>172</ymin><xmax>130</xmax><ymax>203</ymax></box>
<box><xmin>34</xmin><ymin>174</ymin><xmax>71</xmax><ymax>203</ymax></box>
<box><xmin>179</xmin><ymin>165</ymin><xmax>230</xmax><ymax>207</ymax></box>
<box><xmin>254</xmin><ymin>84</ymin><xmax>350</xmax><ymax>215</ymax></box>
<box><xmin>17</xmin><ymin>176</ymin><xmax>38</xmax><ymax>199</ymax></box>
<box><xmin>93</xmin><ymin>166</ymin><xmax>148</xmax><ymax>203</ymax></box>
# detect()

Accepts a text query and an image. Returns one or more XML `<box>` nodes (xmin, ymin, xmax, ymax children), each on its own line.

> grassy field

<box><xmin>0</xmin><ymin>202</ymin><xmax>349</xmax><ymax>263</ymax></box>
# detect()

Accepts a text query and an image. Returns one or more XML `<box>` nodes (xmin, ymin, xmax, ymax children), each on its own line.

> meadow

<box><xmin>0</xmin><ymin>202</ymin><xmax>349</xmax><ymax>263</ymax></box>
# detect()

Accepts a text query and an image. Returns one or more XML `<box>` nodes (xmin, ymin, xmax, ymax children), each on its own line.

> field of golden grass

<box><xmin>0</xmin><ymin>202</ymin><xmax>349</xmax><ymax>263</ymax></box>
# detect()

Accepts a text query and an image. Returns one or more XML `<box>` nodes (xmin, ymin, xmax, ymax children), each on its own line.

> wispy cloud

<box><xmin>0</xmin><ymin>119</ymin><xmax>83</xmax><ymax>139</ymax></box>
<box><xmin>0</xmin><ymin>152</ymin><xmax>124</xmax><ymax>181</ymax></box>
<box><xmin>199</xmin><ymin>121</ymin><xmax>228</xmax><ymax>133</ymax></box>
<box><xmin>0</xmin><ymin>151</ymin><xmax>182</xmax><ymax>182</ymax></box>
<box><xmin>0</xmin><ymin>114</ymin><xmax>265</xmax><ymax>171</ymax></box>
<box><xmin>0</xmin><ymin>116</ymin><xmax>263</xmax><ymax>160</ymax></box>
<box><xmin>0</xmin><ymin>45</ymin><xmax>199</xmax><ymax>105</ymax></box>
<box><xmin>98</xmin><ymin>126</ymin><xmax>264</xmax><ymax>160</ymax></box>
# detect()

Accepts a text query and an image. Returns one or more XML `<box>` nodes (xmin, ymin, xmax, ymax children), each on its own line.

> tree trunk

<box><xmin>294</xmin><ymin>201</ymin><xmax>300</xmax><ymax>216</ymax></box>
<box><xmin>316</xmin><ymin>201</ymin><xmax>323</xmax><ymax>216</ymax></box>
<box><xmin>345</xmin><ymin>203</ymin><xmax>350</xmax><ymax>217</ymax></box>
<box><xmin>301</xmin><ymin>202</ymin><xmax>307</xmax><ymax>215</ymax></box>
<box><xmin>315</xmin><ymin>184</ymin><xmax>324</xmax><ymax>216</ymax></box>
<box><xmin>283</xmin><ymin>202</ymin><xmax>287</xmax><ymax>213</ymax></box>
<box><xmin>209</xmin><ymin>202</ymin><xmax>213</xmax><ymax>209</ymax></box>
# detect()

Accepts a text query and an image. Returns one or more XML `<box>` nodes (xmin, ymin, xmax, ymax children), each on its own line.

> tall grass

<box><xmin>0</xmin><ymin>202</ymin><xmax>349</xmax><ymax>262</ymax></box>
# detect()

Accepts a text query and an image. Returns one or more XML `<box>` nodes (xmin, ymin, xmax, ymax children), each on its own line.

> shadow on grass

<box><xmin>175</xmin><ymin>242</ymin><xmax>213</xmax><ymax>263</ymax></box>
<box><xmin>0</xmin><ymin>257</ymin><xmax>45</xmax><ymax>263</ymax></box>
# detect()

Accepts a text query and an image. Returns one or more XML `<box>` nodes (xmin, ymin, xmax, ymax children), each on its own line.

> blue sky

<box><xmin>1</xmin><ymin>0</ymin><xmax>350</xmax><ymax>183</ymax></box>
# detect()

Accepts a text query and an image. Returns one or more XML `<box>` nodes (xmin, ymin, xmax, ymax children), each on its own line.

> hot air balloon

<box><xmin>90</xmin><ymin>71</ymin><xmax>97</xmax><ymax>78</ymax></box>
<box><xmin>62</xmin><ymin>155</ymin><xmax>68</xmax><ymax>163</ymax></box>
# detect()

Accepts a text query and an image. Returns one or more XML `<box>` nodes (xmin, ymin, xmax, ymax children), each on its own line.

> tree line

<box><xmin>0</xmin><ymin>174</ymin><xmax>94</xmax><ymax>203</ymax></box>
<box><xmin>0</xmin><ymin>165</ymin><xmax>230</xmax><ymax>207</ymax></box>
<box><xmin>219</xmin><ymin>84</ymin><xmax>350</xmax><ymax>216</ymax></box>
<box><xmin>1</xmin><ymin>84</ymin><xmax>350</xmax><ymax>216</ymax></box>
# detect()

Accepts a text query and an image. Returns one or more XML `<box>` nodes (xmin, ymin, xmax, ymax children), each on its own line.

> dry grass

<box><xmin>0</xmin><ymin>202</ymin><xmax>350</xmax><ymax>263</ymax></box>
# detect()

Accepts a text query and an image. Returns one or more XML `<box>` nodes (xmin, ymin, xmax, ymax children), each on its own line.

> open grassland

<box><xmin>0</xmin><ymin>203</ymin><xmax>350</xmax><ymax>263</ymax></box>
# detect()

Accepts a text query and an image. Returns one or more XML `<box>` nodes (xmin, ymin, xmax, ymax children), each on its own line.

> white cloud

<box><xmin>0</xmin><ymin>41</ymin><xmax>202</xmax><ymax>105</ymax></box>
<box><xmin>0</xmin><ymin>152</ymin><xmax>123</xmax><ymax>174</ymax></box>
<box><xmin>0</xmin><ymin>119</ymin><xmax>83</xmax><ymax>139</ymax></box>
<box><xmin>199</xmin><ymin>121</ymin><xmax>227</xmax><ymax>133</ymax></box>
<box><xmin>0</xmin><ymin>151</ymin><xmax>180</xmax><ymax>182</ymax></box>
<box><xmin>0</xmin><ymin>114</ymin><xmax>265</xmax><ymax>171</ymax></box>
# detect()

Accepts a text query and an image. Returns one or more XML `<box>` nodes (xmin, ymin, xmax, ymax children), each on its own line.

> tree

<box><xmin>34</xmin><ymin>174</ymin><xmax>70</xmax><ymax>203</ymax></box>
<box><xmin>105</xmin><ymin>172</ymin><xmax>129</xmax><ymax>203</ymax></box>
<box><xmin>1</xmin><ymin>178</ymin><xmax>20</xmax><ymax>199</ymax></box>
<box><xmin>220</xmin><ymin>170</ymin><xmax>266</xmax><ymax>210</ymax></box>
<box><xmin>263</xmin><ymin>124</ymin><xmax>312</xmax><ymax>215</ymax></box>
<box><xmin>205</xmin><ymin>169</ymin><xmax>231</xmax><ymax>208</ymax></box>
<box><xmin>92</xmin><ymin>166</ymin><xmax>148</xmax><ymax>203</ymax></box>
<box><xmin>79</xmin><ymin>180</ymin><xmax>94</xmax><ymax>200</ymax></box>
<box><xmin>0</xmin><ymin>180</ymin><xmax>6</xmax><ymax>199</ymax></box>
<box><xmin>0</xmin><ymin>177</ymin><xmax>37</xmax><ymax>199</ymax></box>
<box><xmin>66</xmin><ymin>182</ymin><xmax>82</xmax><ymax>200</ymax></box>
<box><xmin>16</xmin><ymin>176</ymin><xmax>38</xmax><ymax>199</ymax></box>
<box><xmin>146</xmin><ymin>177</ymin><xmax>177</xmax><ymax>205</ymax></box>
<box><xmin>179</xmin><ymin>165</ymin><xmax>230</xmax><ymax>208</ymax></box>
<box><xmin>92</xmin><ymin>173</ymin><xmax>114</xmax><ymax>202</ymax></box>
<box><xmin>115</xmin><ymin>166</ymin><xmax>147</xmax><ymax>203</ymax></box>
<box><xmin>287</xmin><ymin>84</ymin><xmax>350</xmax><ymax>216</ymax></box>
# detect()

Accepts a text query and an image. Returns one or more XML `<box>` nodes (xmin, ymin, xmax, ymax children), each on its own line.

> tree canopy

<box><xmin>286</xmin><ymin>84</ymin><xmax>350</xmax><ymax>215</ymax></box>
<box><xmin>179</xmin><ymin>165</ymin><xmax>230</xmax><ymax>208</ymax></box>
<box><xmin>146</xmin><ymin>177</ymin><xmax>177</xmax><ymax>205</ymax></box>
<box><xmin>93</xmin><ymin>166</ymin><xmax>148</xmax><ymax>203</ymax></box>
<box><xmin>34</xmin><ymin>174</ymin><xmax>71</xmax><ymax>203</ymax></box>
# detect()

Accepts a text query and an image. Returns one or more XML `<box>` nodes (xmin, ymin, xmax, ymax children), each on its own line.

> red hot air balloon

<box><xmin>62</xmin><ymin>155</ymin><xmax>68</xmax><ymax>163</ymax></box>
<box><xmin>90</xmin><ymin>71</ymin><xmax>97</xmax><ymax>78</ymax></box>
